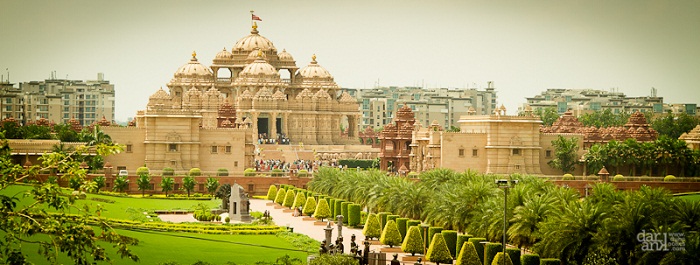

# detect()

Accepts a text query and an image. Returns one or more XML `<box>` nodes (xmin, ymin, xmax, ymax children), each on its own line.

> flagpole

<box><xmin>250</xmin><ymin>10</ymin><xmax>254</xmax><ymax>27</ymax></box>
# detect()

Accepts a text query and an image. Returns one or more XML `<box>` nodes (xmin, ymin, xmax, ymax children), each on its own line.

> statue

<box><xmin>350</xmin><ymin>234</ymin><xmax>359</xmax><ymax>254</ymax></box>
<box><xmin>319</xmin><ymin>240</ymin><xmax>328</xmax><ymax>255</ymax></box>
<box><xmin>362</xmin><ymin>241</ymin><xmax>371</xmax><ymax>265</ymax></box>
<box><xmin>390</xmin><ymin>253</ymin><xmax>400</xmax><ymax>265</ymax></box>
<box><xmin>336</xmin><ymin>237</ymin><xmax>344</xmax><ymax>254</ymax></box>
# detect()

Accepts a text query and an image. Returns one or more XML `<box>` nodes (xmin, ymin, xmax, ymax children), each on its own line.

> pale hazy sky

<box><xmin>1</xmin><ymin>0</ymin><xmax>699</xmax><ymax>122</ymax></box>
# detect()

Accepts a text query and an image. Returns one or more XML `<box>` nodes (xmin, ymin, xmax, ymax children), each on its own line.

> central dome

<box><xmin>233</xmin><ymin>23</ymin><xmax>277</xmax><ymax>53</ymax></box>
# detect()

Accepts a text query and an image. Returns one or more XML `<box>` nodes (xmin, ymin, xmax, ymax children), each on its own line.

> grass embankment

<box><xmin>1</xmin><ymin>184</ymin><xmax>313</xmax><ymax>264</ymax></box>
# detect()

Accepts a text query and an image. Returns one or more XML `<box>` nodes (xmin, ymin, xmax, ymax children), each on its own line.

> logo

<box><xmin>637</xmin><ymin>230</ymin><xmax>686</xmax><ymax>252</ymax></box>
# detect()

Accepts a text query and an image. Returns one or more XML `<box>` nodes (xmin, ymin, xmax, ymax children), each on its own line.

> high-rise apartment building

<box><xmin>347</xmin><ymin>82</ymin><xmax>497</xmax><ymax>129</ymax></box>
<box><xmin>522</xmin><ymin>88</ymin><xmax>664</xmax><ymax>115</ymax></box>
<box><xmin>0</xmin><ymin>73</ymin><xmax>115</xmax><ymax>126</ymax></box>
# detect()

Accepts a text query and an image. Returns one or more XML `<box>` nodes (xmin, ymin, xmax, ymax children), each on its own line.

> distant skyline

<box><xmin>1</xmin><ymin>0</ymin><xmax>698</xmax><ymax>122</ymax></box>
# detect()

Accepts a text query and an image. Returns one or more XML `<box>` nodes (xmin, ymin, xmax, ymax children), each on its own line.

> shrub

<box><xmin>297</xmin><ymin>169</ymin><xmax>308</xmax><ymax>177</ymax></box>
<box><xmin>341</xmin><ymin>202</ymin><xmax>351</xmax><ymax>221</ymax></box>
<box><xmin>283</xmin><ymin>190</ymin><xmax>296</xmax><ymax>208</ymax></box>
<box><xmin>408</xmin><ymin>171</ymin><xmax>419</xmax><ymax>178</ymax></box>
<box><xmin>314</xmin><ymin>198</ymin><xmax>331</xmax><ymax>221</ymax></box>
<box><xmin>217</xmin><ymin>168</ymin><xmax>228</xmax><ymax>176</ymax></box>
<box><xmin>292</xmin><ymin>192</ymin><xmax>306</xmax><ymax>209</ymax></box>
<box><xmin>309</xmin><ymin>254</ymin><xmax>358</xmax><ymax>265</ymax></box>
<box><xmin>162</xmin><ymin>167</ymin><xmax>174</xmax><ymax>176</ymax></box>
<box><xmin>664</xmin><ymin>175</ymin><xmax>677</xmax><ymax>182</ymax></box>
<box><xmin>456</xmin><ymin>234</ymin><xmax>472</xmax><ymax>257</ymax></box>
<box><xmin>491</xmin><ymin>252</ymin><xmax>514</xmax><ymax>265</ymax></box>
<box><xmin>401</xmin><ymin>226</ymin><xmax>424</xmax><ymax>256</ymax></box>
<box><xmin>338</xmin><ymin>159</ymin><xmax>377</xmax><ymax>169</ymax></box>
<box><xmin>468</xmin><ymin>237</ymin><xmax>487</xmax><ymax>264</ymax></box>
<box><xmin>334</xmin><ymin>200</ymin><xmax>345</xmax><ymax>218</ymax></box>
<box><xmin>396</xmin><ymin>218</ymin><xmax>409</xmax><ymax>240</ymax></box>
<box><xmin>613</xmin><ymin>174</ymin><xmax>625</xmax><ymax>181</ymax></box>
<box><xmin>562</xmin><ymin>173</ymin><xmax>574</xmax><ymax>180</ymax></box>
<box><xmin>540</xmin><ymin>258</ymin><xmax>560</xmax><ymax>265</ymax></box>
<box><xmin>426</xmin><ymin>233</ymin><xmax>453</xmax><ymax>264</ymax></box>
<box><xmin>189</xmin><ymin>168</ymin><xmax>202</xmax><ymax>176</ymax></box>
<box><xmin>506</xmin><ymin>248</ymin><xmax>521</xmax><ymax>265</ymax></box>
<box><xmin>348</xmin><ymin>204</ymin><xmax>361</xmax><ymax>227</ymax></box>
<box><xmin>267</xmin><ymin>185</ymin><xmax>278</xmax><ymax>201</ymax></box>
<box><xmin>442</xmin><ymin>230</ymin><xmax>458</xmax><ymax>258</ymax></box>
<box><xmin>329</xmin><ymin>199</ymin><xmax>336</xmax><ymax>217</ymax></box>
<box><xmin>302</xmin><ymin>197</ymin><xmax>316</xmax><ymax>217</ymax></box>
<box><xmin>362</xmin><ymin>213</ymin><xmax>381</xmax><ymax>240</ymax></box>
<box><xmin>360</xmin><ymin>211</ymin><xmax>368</xmax><ymax>225</ymax></box>
<box><xmin>455</xmin><ymin>241</ymin><xmax>481</xmax><ymax>265</ymax></box>
<box><xmin>485</xmin><ymin>243</ymin><xmax>503</xmax><ymax>265</ymax></box>
<box><xmin>274</xmin><ymin>188</ymin><xmax>286</xmax><ymax>205</ymax></box>
<box><xmin>136</xmin><ymin>166</ymin><xmax>150</xmax><ymax>175</ymax></box>
<box><xmin>427</xmin><ymin>227</ymin><xmax>443</xmax><ymax>248</ymax></box>
<box><xmin>380</xmin><ymin>220</ymin><xmax>402</xmax><ymax>248</ymax></box>
<box><xmin>244</xmin><ymin>168</ymin><xmax>256</xmax><ymax>176</ymax></box>
<box><xmin>387</xmin><ymin>214</ymin><xmax>399</xmax><ymax>223</ymax></box>
<box><xmin>407</xmin><ymin>220</ymin><xmax>421</xmax><ymax>228</ymax></box>
<box><xmin>520</xmin><ymin>254</ymin><xmax>539</xmax><ymax>265</ymax></box>
<box><xmin>378</xmin><ymin>212</ymin><xmax>391</xmax><ymax>230</ymax></box>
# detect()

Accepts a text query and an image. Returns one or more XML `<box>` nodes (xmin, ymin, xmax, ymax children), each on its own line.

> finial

<box><xmin>311</xmin><ymin>54</ymin><xmax>317</xmax><ymax>63</ymax></box>
<box><xmin>192</xmin><ymin>51</ymin><xmax>197</xmax><ymax>58</ymax></box>
<box><xmin>257</xmin><ymin>49</ymin><xmax>263</xmax><ymax>58</ymax></box>
<box><xmin>252</xmin><ymin>22</ymin><xmax>258</xmax><ymax>31</ymax></box>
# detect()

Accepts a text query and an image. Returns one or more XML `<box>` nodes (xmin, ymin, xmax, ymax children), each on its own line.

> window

<box><xmin>169</xmin><ymin>144</ymin><xmax>178</xmax><ymax>152</ymax></box>
<box><xmin>234</xmin><ymin>161</ymin><xmax>239</xmax><ymax>167</ymax></box>
<box><xmin>5</xmin><ymin>98</ymin><xmax>12</xmax><ymax>104</ymax></box>
<box><xmin>225</xmin><ymin>146</ymin><xmax>232</xmax><ymax>153</ymax></box>
<box><xmin>126</xmin><ymin>144</ymin><xmax>133</xmax><ymax>153</ymax></box>
<box><xmin>512</xmin><ymin>149</ymin><xmax>521</xmax><ymax>156</ymax></box>
<box><xmin>248</xmin><ymin>184</ymin><xmax>255</xmax><ymax>193</ymax></box>
<box><xmin>211</xmin><ymin>146</ymin><xmax>218</xmax><ymax>154</ymax></box>
<box><xmin>545</xmin><ymin>150</ymin><xmax>552</xmax><ymax>158</ymax></box>
<box><xmin>174</xmin><ymin>183</ymin><xmax>180</xmax><ymax>190</ymax></box>
<box><xmin>472</xmin><ymin>149</ymin><xmax>478</xmax><ymax>157</ymax></box>
<box><xmin>458</xmin><ymin>148</ymin><xmax>465</xmax><ymax>157</ymax></box>
<box><xmin>515</xmin><ymin>165</ymin><xmax>521</xmax><ymax>170</ymax></box>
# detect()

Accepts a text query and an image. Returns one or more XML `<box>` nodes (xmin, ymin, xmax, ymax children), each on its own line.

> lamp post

<box><xmin>496</xmin><ymin>179</ymin><xmax>517</xmax><ymax>265</ymax></box>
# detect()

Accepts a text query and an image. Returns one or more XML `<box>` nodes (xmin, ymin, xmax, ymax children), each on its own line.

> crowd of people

<box><xmin>257</xmin><ymin>133</ymin><xmax>290</xmax><ymax>145</ymax></box>
<box><xmin>254</xmin><ymin>159</ymin><xmax>323</xmax><ymax>172</ymax></box>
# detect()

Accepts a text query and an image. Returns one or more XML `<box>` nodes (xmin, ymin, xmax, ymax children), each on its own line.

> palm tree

<box><xmin>113</xmin><ymin>175</ymin><xmax>129</xmax><ymax>193</ymax></box>
<box><xmin>136</xmin><ymin>172</ymin><xmax>151</xmax><ymax>197</ymax></box>
<box><xmin>508</xmin><ymin>193</ymin><xmax>556</xmax><ymax>249</ymax></box>
<box><xmin>160</xmin><ymin>176</ymin><xmax>174</xmax><ymax>197</ymax></box>
<box><xmin>183</xmin><ymin>176</ymin><xmax>196</xmax><ymax>197</ymax></box>
<box><xmin>205</xmin><ymin>177</ymin><xmax>219</xmax><ymax>196</ymax></box>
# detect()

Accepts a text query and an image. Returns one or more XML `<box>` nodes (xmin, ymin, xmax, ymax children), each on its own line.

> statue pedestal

<box><xmin>229</xmin><ymin>183</ymin><xmax>252</xmax><ymax>223</ymax></box>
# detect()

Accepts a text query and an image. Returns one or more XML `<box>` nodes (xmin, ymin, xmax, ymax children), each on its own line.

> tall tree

<box><xmin>205</xmin><ymin>177</ymin><xmax>219</xmax><ymax>196</ymax></box>
<box><xmin>160</xmin><ymin>176</ymin><xmax>174</xmax><ymax>197</ymax></box>
<box><xmin>182</xmin><ymin>176</ymin><xmax>196</xmax><ymax>197</ymax></box>
<box><xmin>652</xmin><ymin>112</ymin><xmax>699</xmax><ymax>139</ymax></box>
<box><xmin>534</xmin><ymin>107</ymin><xmax>559</xmax><ymax>126</ymax></box>
<box><xmin>547</xmin><ymin>135</ymin><xmax>579</xmax><ymax>174</ymax></box>
<box><xmin>136</xmin><ymin>172</ymin><xmax>151</xmax><ymax>197</ymax></box>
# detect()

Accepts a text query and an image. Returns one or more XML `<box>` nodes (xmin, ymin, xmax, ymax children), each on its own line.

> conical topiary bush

<box><xmin>491</xmin><ymin>252</ymin><xmax>514</xmax><ymax>265</ymax></box>
<box><xmin>401</xmin><ymin>225</ymin><xmax>424</xmax><ymax>256</ymax></box>
<box><xmin>314</xmin><ymin>198</ymin><xmax>331</xmax><ymax>221</ymax></box>
<box><xmin>283</xmin><ymin>189</ymin><xmax>296</xmax><ymax>209</ymax></box>
<box><xmin>274</xmin><ymin>188</ymin><xmax>286</xmax><ymax>205</ymax></box>
<box><xmin>266</xmin><ymin>185</ymin><xmax>277</xmax><ymax>201</ymax></box>
<box><xmin>380</xmin><ymin>220</ymin><xmax>402</xmax><ymax>248</ymax></box>
<box><xmin>362</xmin><ymin>213</ymin><xmax>381</xmax><ymax>240</ymax></box>
<box><xmin>425</xmin><ymin>233</ymin><xmax>453</xmax><ymax>265</ymax></box>
<box><xmin>303</xmin><ymin>197</ymin><xmax>316</xmax><ymax>217</ymax></box>
<box><xmin>455</xmin><ymin>241</ymin><xmax>481</xmax><ymax>265</ymax></box>
<box><xmin>292</xmin><ymin>192</ymin><xmax>306</xmax><ymax>209</ymax></box>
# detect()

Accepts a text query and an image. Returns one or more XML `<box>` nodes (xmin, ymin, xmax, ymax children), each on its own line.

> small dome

<box><xmin>149</xmin><ymin>87</ymin><xmax>170</xmax><ymax>99</ymax></box>
<box><xmin>174</xmin><ymin>51</ymin><xmax>214</xmax><ymax>78</ymax></box>
<box><xmin>215</xmin><ymin>47</ymin><xmax>233</xmax><ymax>60</ymax></box>
<box><xmin>297</xmin><ymin>54</ymin><xmax>333</xmax><ymax>79</ymax></box>
<box><xmin>278</xmin><ymin>49</ymin><xmax>294</xmax><ymax>62</ymax></box>
<box><xmin>232</xmin><ymin>22</ymin><xmax>277</xmax><ymax>53</ymax></box>
<box><xmin>239</xmin><ymin>51</ymin><xmax>279</xmax><ymax>78</ymax></box>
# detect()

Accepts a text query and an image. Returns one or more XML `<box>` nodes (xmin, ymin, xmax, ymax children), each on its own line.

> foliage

<box><xmin>136</xmin><ymin>166</ymin><xmax>150</xmax><ymax>175</ymax></box>
<box><xmin>162</xmin><ymin>167</ymin><xmax>174</xmax><ymax>176</ymax></box>
<box><xmin>341</xmin><ymin>202</ymin><xmax>351</xmax><ymax>221</ymax></box>
<box><xmin>491</xmin><ymin>252</ymin><xmax>514</xmax><ymax>265</ymax></box>
<box><xmin>93</xmin><ymin>175</ymin><xmax>106</xmax><ymax>192</ymax></box>
<box><xmin>425</xmin><ymin>233</ymin><xmax>453</xmax><ymax>264</ymax></box>
<box><xmin>520</xmin><ymin>254</ymin><xmax>540</xmax><ymax>265</ymax></box>
<box><xmin>652</xmin><ymin>111</ymin><xmax>699</xmax><ymax>139</ymax></box>
<box><xmin>215</xmin><ymin>183</ymin><xmax>232</xmax><ymax>210</ymax></box>
<box><xmin>309</xmin><ymin>254</ymin><xmax>358</xmax><ymax>265</ymax></box>
<box><xmin>158</xmin><ymin>176</ymin><xmax>174</xmax><ymax>197</ymax></box>
<box><xmin>506</xmin><ymin>248</ymin><xmax>521</xmax><ymax>265</ymax></box>
<box><xmin>136</xmin><ymin>171</ymin><xmax>152</xmax><ymax>197</ymax></box>
<box><xmin>534</xmin><ymin>107</ymin><xmax>559</xmax><ymax>126</ymax></box>
<box><xmin>347</xmin><ymin>203</ymin><xmax>361</xmax><ymax>227</ymax></box>
<box><xmin>267</xmin><ymin>185</ymin><xmax>278</xmax><ymax>201</ymax></box>
<box><xmin>113</xmin><ymin>175</ymin><xmax>130</xmax><ymax>192</ymax></box>
<box><xmin>539</xmin><ymin>258</ymin><xmax>561</xmax><ymax>265</ymax></box>
<box><xmin>302</xmin><ymin>197</ymin><xmax>316</xmax><ymax>217</ymax></box>
<box><xmin>283</xmin><ymin>189</ymin><xmax>296</xmax><ymax>209</ymax></box>
<box><xmin>427</xmin><ymin>227</ymin><xmax>443</xmax><ymax>248</ymax></box>
<box><xmin>244</xmin><ymin>168</ymin><xmax>256</xmax><ymax>176</ymax></box>
<box><xmin>313</xmin><ymin>198</ymin><xmax>331</xmax><ymax>221</ymax></box>
<box><xmin>274</xmin><ymin>188</ymin><xmax>286</xmax><ymax>205</ymax></box>
<box><xmin>380</xmin><ymin>220</ymin><xmax>402</xmax><ymax>247</ymax></box>
<box><xmin>485</xmin><ymin>243</ymin><xmax>503</xmax><ymax>265</ymax></box>
<box><xmin>455</xmin><ymin>241</ymin><xmax>481</xmax><ymax>265</ymax></box>
<box><xmin>296</xmin><ymin>169</ymin><xmax>308</xmax><ymax>177</ymax></box>
<box><xmin>441</xmin><ymin>230</ymin><xmax>458</xmax><ymax>258</ymax></box>
<box><xmin>205</xmin><ymin>177</ymin><xmax>219</xmax><ymax>195</ymax></box>
<box><xmin>217</xmin><ymin>168</ymin><xmax>229</xmax><ymax>176</ymax></box>
<box><xmin>182</xmin><ymin>176</ymin><xmax>196</xmax><ymax>197</ymax></box>
<box><xmin>396</xmin><ymin>217</ymin><xmax>409</xmax><ymax>240</ymax></box>
<box><xmin>378</xmin><ymin>211</ymin><xmax>390</xmax><ymax>231</ymax></box>
<box><xmin>664</xmin><ymin>175</ymin><xmax>676</xmax><ymax>182</ymax></box>
<box><xmin>362</xmin><ymin>213</ymin><xmax>382</xmax><ymax>240</ymax></box>
<box><xmin>612</xmin><ymin>174</ymin><xmax>625</xmax><ymax>181</ymax></box>
<box><xmin>292</xmin><ymin>192</ymin><xmax>306</xmax><ymax>209</ymax></box>
<box><xmin>338</xmin><ymin>159</ymin><xmax>378</xmax><ymax>169</ymax></box>
<box><xmin>455</xmin><ymin>234</ymin><xmax>472</xmax><ymax>257</ymax></box>
<box><xmin>548</xmin><ymin>135</ymin><xmax>579</xmax><ymax>174</ymax></box>
<box><xmin>189</xmin><ymin>167</ymin><xmax>202</xmax><ymax>176</ymax></box>
<box><xmin>578</xmin><ymin>109</ymin><xmax>630</xmax><ymax>128</ymax></box>
<box><xmin>562</xmin><ymin>173</ymin><xmax>574</xmax><ymax>180</ymax></box>
<box><xmin>468</xmin><ymin>238</ymin><xmax>486</xmax><ymax>264</ymax></box>
<box><xmin>401</xmin><ymin>226</ymin><xmax>424</xmax><ymax>256</ymax></box>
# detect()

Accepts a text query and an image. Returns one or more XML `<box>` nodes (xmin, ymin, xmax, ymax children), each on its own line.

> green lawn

<box><xmin>677</xmin><ymin>193</ymin><xmax>700</xmax><ymax>202</ymax></box>
<box><xmin>1</xmin><ymin>184</ymin><xmax>312</xmax><ymax>264</ymax></box>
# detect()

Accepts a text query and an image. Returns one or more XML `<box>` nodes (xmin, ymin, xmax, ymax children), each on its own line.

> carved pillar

<box><xmin>283</xmin><ymin>113</ymin><xmax>289</xmax><ymax>136</ymax></box>
<box><xmin>270</xmin><ymin>112</ymin><xmax>278</xmax><ymax>139</ymax></box>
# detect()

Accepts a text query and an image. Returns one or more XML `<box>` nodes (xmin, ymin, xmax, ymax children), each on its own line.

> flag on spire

<box><xmin>252</xmin><ymin>14</ymin><xmax>262</xmax><ymax>21</ymax></box>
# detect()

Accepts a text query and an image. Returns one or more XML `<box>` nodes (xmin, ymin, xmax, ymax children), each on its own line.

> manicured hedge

<box><xmin>362</xmin><ymin>213</ymin><xmax>382</xmax><ymax>240</ymax></box>
<box><xmin>468</xmin><ymin>237</ymin><xmax>487</xmax><ymax>264</ymax></box>
<box><xmin>485</xmin><ymin>243</ymin><xmax>502</xmax><ymax>265</ymax></box>
<box><xmin>378</xmin><ymin>212</ymin><xmax>391</xmax><ymax>230</ymax></box>
<box><xmin>338</xmin><ymin>159</ymin><xmax>377</xmax><ymax>169</ymax></box>
<box><xmin>302</xmin><ymin>197</ymin><xmax>317</xmax><ymax>217</ymax></box>
<box><xmin>341</xmin><ymin>202</ymin><xmax>351</xmax><ymax>221</ymax></box>
<box><xmin>334</xmin><ymin>200</ymin><xmax>345</xmax><ymax>219</ymax></box>
<box><xmin>266</xmin><ymin>185</ymin><xmax>278</xmax><ymax>201</ymax></box>
<box><xmin>540</xmin><ymin>258</ymin><xmax>561</xmax><ymax>265</ymax></box>
<box><xmin>456</xmin><ymin>234</ymin><xmax>472</xmax><ymax>257</ymax></box>
<box><xmin>396</xmin><ymin>218</ymin><xmax>409</xmax><ymax>241</ymax></box>
<box><xmin>401</xmin><ymin>226</ymin><xmax>424</xmax><ymax>256</ymax></box>
<box><xmin>387</xmin><ymin>214</ymin><xmax>399</xmax><ymax>223</ymax></box>
<box><xmin>506</xmin><ymin>248</ymin><xmax>521</xmax><ymax>265</ymax></box>
<box><xmin>427</xmin><ymin>227</ymin><xmax>443</xmax><ymax>249</ymax></box>
<box><xmin>520</xmin><ymin>254</ymin><xmax>539</xmax><ymax>265</ymax></box>
<box><xmin>380</xmin><ymin>220</ymin><xmax>402</xmax><ymax>248</ymax></box>
<box><xmin>348</xmin><ymin>204</ymin><xmax>362</xmax><ymax>227</ymax></box>
<box><xmin>283</xmin><ymin>190</ymin><xmax>296</xmax><ymax>208</ymax></box>
<box><xmin>407</xmin><ymin>220</ymin><xmax>421</xmax><ymax>228</ymax></box>
<box><xmin>274</xmin><ymin>189</ymin><xmax>286</xmax><ymax>205</ymax></box>
<box><xmin>314</xmin><ymin>198</ymin><xmax>331</xmax><ymax>221</ymax></box>
<box><xmin>492</xmin><ymin>252</ymin><xmax>514</xmax><ymax>265</ymax></box>
<box><xmin>329</xmin><ymin>199</ymin><xmax>336</xmax><ymax>217</ymax></box>
<box><xmin>455</xmin><ymin>241</ymin><xmax>480</xmax><ymax>265</ymax></box>
<box><xmin>441</xmin><ymin>230</ymin><xmax>458</xmax><ymax>258</ymax></box>
<box><xmin>425</xmin><ymin>233</ymin><xmax>453</xmax><ymax>264</ymax></box>
<box><xmin>162</xmin><ymin>167</ymin><xmax>174</xmax><ymax>176</ymax></box>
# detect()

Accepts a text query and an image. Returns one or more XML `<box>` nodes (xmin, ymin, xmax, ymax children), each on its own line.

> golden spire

<box><xmin>311</xmin><ymin>54</ymin><xmax>317</xmax><ymax>63</ymax></box>
<box><xmin>251</xmin><ymin>21</ymin><xmax>258</xmax><ymax>34</ymax></box>
<box><xmin>257</xmin><ymin>49</ymin><xmax>263</xmax><ymax>58</ymax></box>
<box><xmin>192</xmin><ymin>51</ymin><xmax>197</xmax><ymax>58</ymax></box>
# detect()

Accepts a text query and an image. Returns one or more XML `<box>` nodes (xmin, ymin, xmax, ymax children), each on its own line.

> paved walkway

<box><xmin>250</xmin><ymin>199</ymin><xmax>435</xmax><ymax>264</ymax></box>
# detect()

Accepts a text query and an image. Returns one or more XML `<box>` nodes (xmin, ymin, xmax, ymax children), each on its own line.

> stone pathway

<box><xmin>250</xmin><ymin>199</ymin><xmax>436</xmax><ymax>264</ymax></box>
